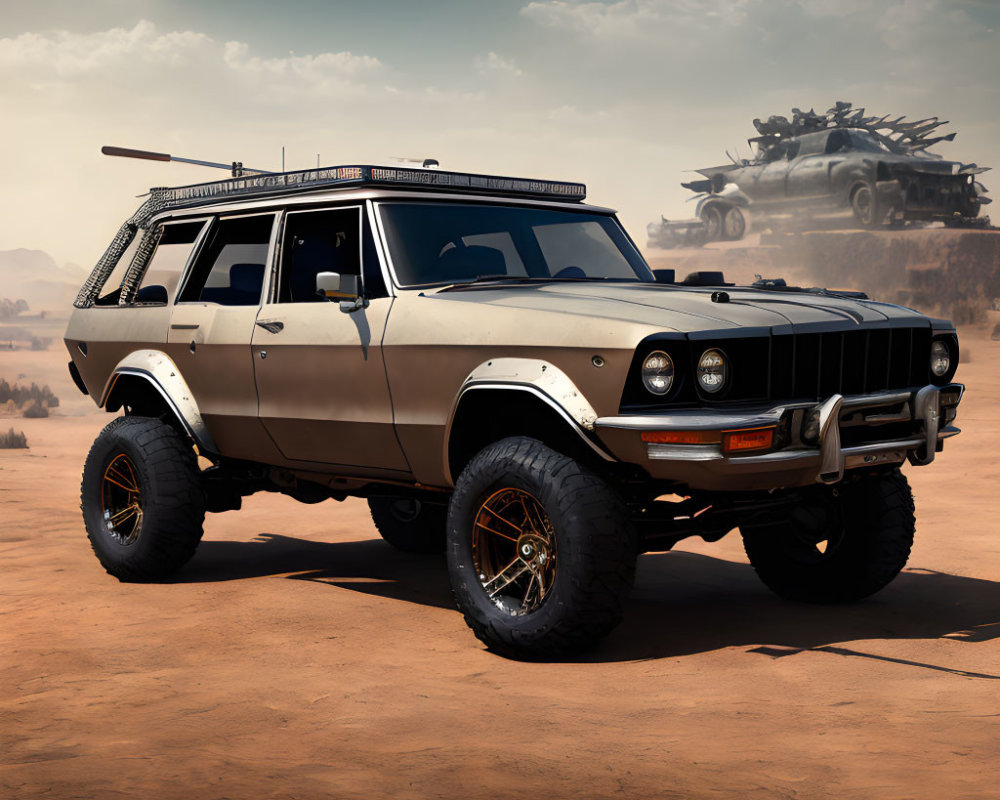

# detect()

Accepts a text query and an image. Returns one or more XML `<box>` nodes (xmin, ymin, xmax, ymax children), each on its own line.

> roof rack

<box><xmin>152</xmin><ymin>164</ymin><xmax>587</xmax><ymax>210</ymax></box>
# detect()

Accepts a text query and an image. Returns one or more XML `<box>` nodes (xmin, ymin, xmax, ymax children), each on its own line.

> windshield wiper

<box><xmin>437</xmin><ymin>275</ymin><xmax>561</xmax><ymax>292</ymax></box>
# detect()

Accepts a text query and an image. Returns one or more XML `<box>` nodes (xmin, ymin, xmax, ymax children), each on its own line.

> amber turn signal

<box><xmin>721</xmin><ymin>426</ymin><xmax>775</xmax><ymax>454</ymax></box>
<box><xmin>641</xmin><ymin>430</ymin><xmax>720</xmax><ymax>445</ymax></box>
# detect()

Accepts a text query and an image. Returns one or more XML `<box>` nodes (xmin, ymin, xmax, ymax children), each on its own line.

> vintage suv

<box><xmin>66</xmin><ymin>163</ymin><xmax>963</xmax><ymax>658</ymax></box>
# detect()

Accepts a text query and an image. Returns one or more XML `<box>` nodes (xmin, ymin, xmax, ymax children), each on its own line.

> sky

<box><xmin>1</xmin><ymin>0</ymin><xmax>999</xmax><ymax>267</ymax></box>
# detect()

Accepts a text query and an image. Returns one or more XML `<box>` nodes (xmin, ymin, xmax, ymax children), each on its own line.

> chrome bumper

<box><xmin>594</xmin><ymin>384</ymin><xmax>963</xmax><ymax>491</ymax></box>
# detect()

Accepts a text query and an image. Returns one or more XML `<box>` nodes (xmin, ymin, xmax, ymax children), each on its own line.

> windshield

<box><xmin>378</xmin><ymin>202</ymin><xmax>653</xmax><ymax>287</ymax></box>
<box><xmin>848</xmin><ymin>130</ymin><xmax>889</xmax><ymax>153</ymax></box>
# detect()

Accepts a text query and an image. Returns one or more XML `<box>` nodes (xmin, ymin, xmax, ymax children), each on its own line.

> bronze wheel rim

<box><xmin>101</xmin><ymin>453</ymin><xmax>143</xmax><ymax>546</ymax></box>
<box><xmin>472</xmin><ymin>488</ymin><xmax>557</xmax><ymax>616</ymax></box>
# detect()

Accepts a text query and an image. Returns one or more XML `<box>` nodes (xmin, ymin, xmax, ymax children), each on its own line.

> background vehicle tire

<box><xmin>368</xmin><ymin>496</ymin><xmax>447</xmax><ymax>554</ymax></box>
<box><xmin>850</xmin><ymin>183</ymin><xmax>883</xmax><ymax>228</ymax></box>
<box><xmin>81</xmin><ymin>416</ymin><xmax>206</xmax><ymax>582</ymax></box>
<box><xmin>446</xmin><ymin>437</ymin><xmax>637</xmax><ymax>660</ymax></box>
<box><xmin>740</xmin><ymin>469</ymin><xmax>914</xmax><ymax>603</ymax></box>
<box><xmin>722</xmin><ymin>206</ymin><xmax>746</xmax><ymax>241</ymax></box>
<box><xmin>700</xmin><ymin>204</ymin><xmax>724</xmax><ymax>242</ymax></box>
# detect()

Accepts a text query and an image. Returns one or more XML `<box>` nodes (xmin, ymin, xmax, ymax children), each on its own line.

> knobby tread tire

<box><xmin>81</xmin><ymin>415</ymin><xmax>206</xmax><ymax>582</ymax></box>
<box><xmin>447</xmin><ymin>437</ymin><xmax>637</xmax><ymax>660</ymax></box>
<box><xmin>741</xmin><ymin>469</ymin><xmax>915</xmax><ymax>603</ymax></box>
<box><xmin>368</xmin><ymin>496</ymin><xmax>447</xmax><ymax>554</ymax></box>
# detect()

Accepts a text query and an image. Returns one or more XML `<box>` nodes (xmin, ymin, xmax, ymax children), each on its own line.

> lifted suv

<box><xmin>66</xmin><ymin>164</ymin><xmax>964</xmax><ymax>658</ymax></box>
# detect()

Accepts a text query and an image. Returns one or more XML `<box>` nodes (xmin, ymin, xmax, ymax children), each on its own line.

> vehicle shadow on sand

<box><xmin>178</xmin><ymin>533</ymin><xmax>1000</xmax><ymax>670</ymax></box>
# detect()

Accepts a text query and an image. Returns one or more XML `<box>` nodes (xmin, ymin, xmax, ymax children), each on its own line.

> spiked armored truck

<box><xmin>66</xmin><ymin>162</ymin><xmax>964</xmax><ymax>658</ymax></box>
<box><xmin>653</xmin><ymin>102</ymin><xmax>990</xmax><ymax>246</ymax></box>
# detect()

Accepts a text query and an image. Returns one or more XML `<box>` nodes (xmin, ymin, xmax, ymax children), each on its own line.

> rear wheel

<box><xmin>722</xmin><ymin>206</ymin><xmax>746</xmax><ymax>240</ymax></box>
<box><xmin>700</xmin><ymin>204</ymin><xmax>724</xmax><ymax>242</ymax></box>
<box><xmin>740</xmin><ymin>469</ymin><xmax>914</xmax><ymax>603</ymax></box>
<box><xmin>368</xmin><ymin>496</ymin><xmax>447</xmax><ymax>554</ymax></box>
<box><xmin>446</xmin><ymin>437</ymin><xmax>637</xmax><ymax>659</ymax></box>
<box><xmin>81</xmin><ymin>416</ymin><xmax>205</xmax><ymax>581</ymax></box>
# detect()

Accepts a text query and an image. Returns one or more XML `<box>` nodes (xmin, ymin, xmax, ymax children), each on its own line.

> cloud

<box><xmin>521</xmin><ymin>0</ymin><xmax>751</xmax><ymax>42</ymax></box>
<box><xmin>0</xmin><ymin>11</ymin><xmax>995</xmax><ymax>267</ymax></box>
<box><xmin>475</xmin><ymin>51</ymin><xmax>523</xmax><ymax>77</ymax></box>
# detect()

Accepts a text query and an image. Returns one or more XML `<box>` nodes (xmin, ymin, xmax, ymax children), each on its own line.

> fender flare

<box><xmin>442</xmin><ymin>357</ymin><xmax>614</xmax><ymax>483</ymax></box>
<box><xmin>100</xmin><ymin>349</ymin><xmax>218</xmax><ymax>454</ymax></box>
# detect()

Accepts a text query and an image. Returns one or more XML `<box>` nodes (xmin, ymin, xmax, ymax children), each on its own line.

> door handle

<box><xmin>170</xmin><ymin>323</ymin><xmax>200</xmax><ymax>330</ymax></box>
<box><xmin>256</xmin><ymin>320</ymin><xmax>284</xmax><ymax>334</ymax></box>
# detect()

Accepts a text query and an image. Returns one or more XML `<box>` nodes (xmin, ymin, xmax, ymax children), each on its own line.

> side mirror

<box><xmin>652</xmin><ymin>269</ymin><xmax>675</xmax><ymax>285</ymax></box>
<box><xmin>135</xmin><ymin>284</ymin><xmax>168</xmax><ymax>304</ymax></box>
<box><xmin>316</xmin><ymin>271</ymin><xmax>368</xmax><ymax>313</ymax></box>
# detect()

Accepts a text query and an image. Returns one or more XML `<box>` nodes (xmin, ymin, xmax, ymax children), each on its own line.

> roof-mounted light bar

<box><xmin>151</xmin><ymin>164</ymin><xmax>587</xmax><ymax>207</ymax></box>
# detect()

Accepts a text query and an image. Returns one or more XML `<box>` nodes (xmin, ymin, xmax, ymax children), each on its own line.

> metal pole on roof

<box><xmin>101</xmin><ymin>145</ymin><xmax>273</xmax><ymax>176</ymax></box>
<box><xmin>282</xmin><ymin>146</ymin><xmax>285</xmax><ymax>172</ymax></box>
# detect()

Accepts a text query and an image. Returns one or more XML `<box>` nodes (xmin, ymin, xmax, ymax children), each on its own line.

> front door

<box><xmin>251</xmin><ymin>204</ymin><xmax>409</xmax><ymax>473</ymax></box>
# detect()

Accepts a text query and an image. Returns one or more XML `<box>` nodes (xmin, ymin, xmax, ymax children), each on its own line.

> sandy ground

<box><xmin>2</xmin><ymin>332</ymin><xmax>999</xmax><ymax>800</ymax></box>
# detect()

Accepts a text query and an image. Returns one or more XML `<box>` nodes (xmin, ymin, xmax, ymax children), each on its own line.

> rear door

<box><xmin>166</xmin><ymin>212</ymin><xmax>282</xmax><ymax>462</ymax></box>
<box><xmin>251</xmin><ymin>204</ymin><xmax>409</xmax><ymax>473</ymax></box>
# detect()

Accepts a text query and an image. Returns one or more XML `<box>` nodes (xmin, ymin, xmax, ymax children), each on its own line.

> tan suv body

<box><xmin>66</xmin><ymin>165</ymin><xmax>965</xmax><ymax>658</ymax></box>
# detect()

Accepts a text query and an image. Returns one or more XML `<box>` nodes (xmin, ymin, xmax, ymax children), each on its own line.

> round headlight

<box><xmin>697</xmin><ymin>348</ymin><xmax>727</xmax><ymax>394</ymax></box>
<box><xmin>930</xmin><ymin>339</ymin><xmax>951</xmax><ymax>378</ymax></box>
<box><xmin>641</xmin><ymin>351</ymin><xmax>674</xmax><ymax>396</ymax></box>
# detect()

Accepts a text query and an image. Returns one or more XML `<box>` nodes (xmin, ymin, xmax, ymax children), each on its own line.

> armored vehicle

<box><xmin>66</xmin><ymin>162</ymin><xmax>964</xmax><ymax>658</ymax></box>
<box><xmin>679</xmin><ymin>102</ymin><xmax>990</xmax><ymax>243</ymax></box>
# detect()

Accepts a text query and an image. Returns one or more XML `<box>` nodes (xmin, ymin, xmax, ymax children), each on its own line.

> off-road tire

<box><xmin>850</xmin><ymin>183</ymin><xmax>884</xmax><ymax>228</ymax></box>
<box><xmin>740</xmin><ymin>469</ymin><xmax>914</xmax><ymax>603</ymax></box>
<box><xmin>722</xmin><ymin>206</ymin><xmax>746</xmax><ymax>241</ymax></box>
<box><xmin>81</xmin><ymin>415</ymin><xmax>205</xmax><ymax>581</ymax></box>
<box><xmin>700</xmin><ymin>204</ymin><xmax>724</xmax><ymax>242</ymax></box>
<box><xmin>447</xmin><ymin>437</ymin><xmax>637</xmax><ymax>660</ymax></box>
<box><xmin>368</xmin><ymin>496</ymin><xmax>447</xmax><ymax>554</ymax></box>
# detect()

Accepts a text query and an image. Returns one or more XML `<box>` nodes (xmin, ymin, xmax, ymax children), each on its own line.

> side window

<box><xmin>279</xmin><ymin>208</ymin><xmax>360</xmax><ymax>303</ymax></box>
<box><xmin>94</xmin><ymin>234</ymin><xmax>142</xmax><ymax>306</ymax></box>
<box><xmin>134</xmin><ymin>221</ymin><xmax>206</xmax><ymax>303</ymax></box>
<box><xmin>178</xmin><ymin>214</ymin><xmax>275</xmax><ymax>306</ymax></box>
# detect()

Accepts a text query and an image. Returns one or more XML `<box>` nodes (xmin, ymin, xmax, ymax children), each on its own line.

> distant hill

<box><xmin>0</xmin><ymin>249</ymin><xmax>89</xmax><ymax>314</ymax></box>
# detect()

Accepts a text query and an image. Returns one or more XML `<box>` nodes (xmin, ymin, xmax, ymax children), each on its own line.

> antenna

<box><xmin>101</xmin><ymin>145</ymin><xmax>273</xmax><ymax>177</ymax></box>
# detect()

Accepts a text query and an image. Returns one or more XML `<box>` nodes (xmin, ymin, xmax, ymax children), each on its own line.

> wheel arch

<box><xmin>444</xmin><ymin>358</ymin><xmax>614</xmax><ymax>484</ymax></box>
<box><xmin>100</xmin><ymin>350</ymin><xmax>217</xmax><ymax>455</ymax></box>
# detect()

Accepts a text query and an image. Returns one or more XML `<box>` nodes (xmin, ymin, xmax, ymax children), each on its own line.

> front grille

<box><xmin>620</xmin><ymin>325</ymin><xmax>933</xmax><ymax>412</ymax></box>
<box><xmin>769</xmin><ymin>326</ymin><xmax>930</xmax><ymax>401</ymax></box>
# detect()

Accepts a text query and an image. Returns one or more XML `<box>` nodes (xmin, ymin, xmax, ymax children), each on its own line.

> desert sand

<box><xmin>2</xmin><ymin>315</ymin><xmax>999</xmax><ymax>799</ymax></box>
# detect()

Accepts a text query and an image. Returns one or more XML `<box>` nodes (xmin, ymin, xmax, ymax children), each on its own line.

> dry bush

<box><xmin>22</xmin><ymin>400</ymin><xmax>49</xmax><ymax>418</ymax></box>
<box><xmin>0</xmin><ymin>427</ymin><xmax>27</xmax><ymax>448</ymax></box>
<box><xmin>0</xmin><ymin>379</ymin><xmax>59</xmax><ymax>412</ymax></box>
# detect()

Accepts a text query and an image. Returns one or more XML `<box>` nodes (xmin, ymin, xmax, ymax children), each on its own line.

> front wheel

<box><xmin>446</xmin><ymin>437</ymin><xmax>637</xmax><ymax>660</ymax></box>
<box><xmin>740</xmin><ymin>469</ymin><xmax>915</xmax><ymax>603</ymax></box>
<box><xmin>850</xmin><ymin>183</ymin><xmax>884</xmax><ymax>228</ymax></box>
<box><xmin>81</xmin><ymin>416</ymin><xmax>206</xmax><ymax>581</ymax></box>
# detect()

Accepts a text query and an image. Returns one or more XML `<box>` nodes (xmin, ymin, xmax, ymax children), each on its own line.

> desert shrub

<box><xmin>0</xmin><ymin>427</ymin><xmax>27</xmax><ymax>448</ymax></box>
<box><xmin>22</xmin><ymin>400</ymin><xmax>49</xmax><ymax>418</ymax></box>
<box><xmin>0</xmin><ymin>298</ymin><xmax>29</xmax><ymax>321</ymax></box>
<box><xmin>0</xmin><ymin>379</ymin><xmax>59</xmax><ymax>410</ymax></box>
